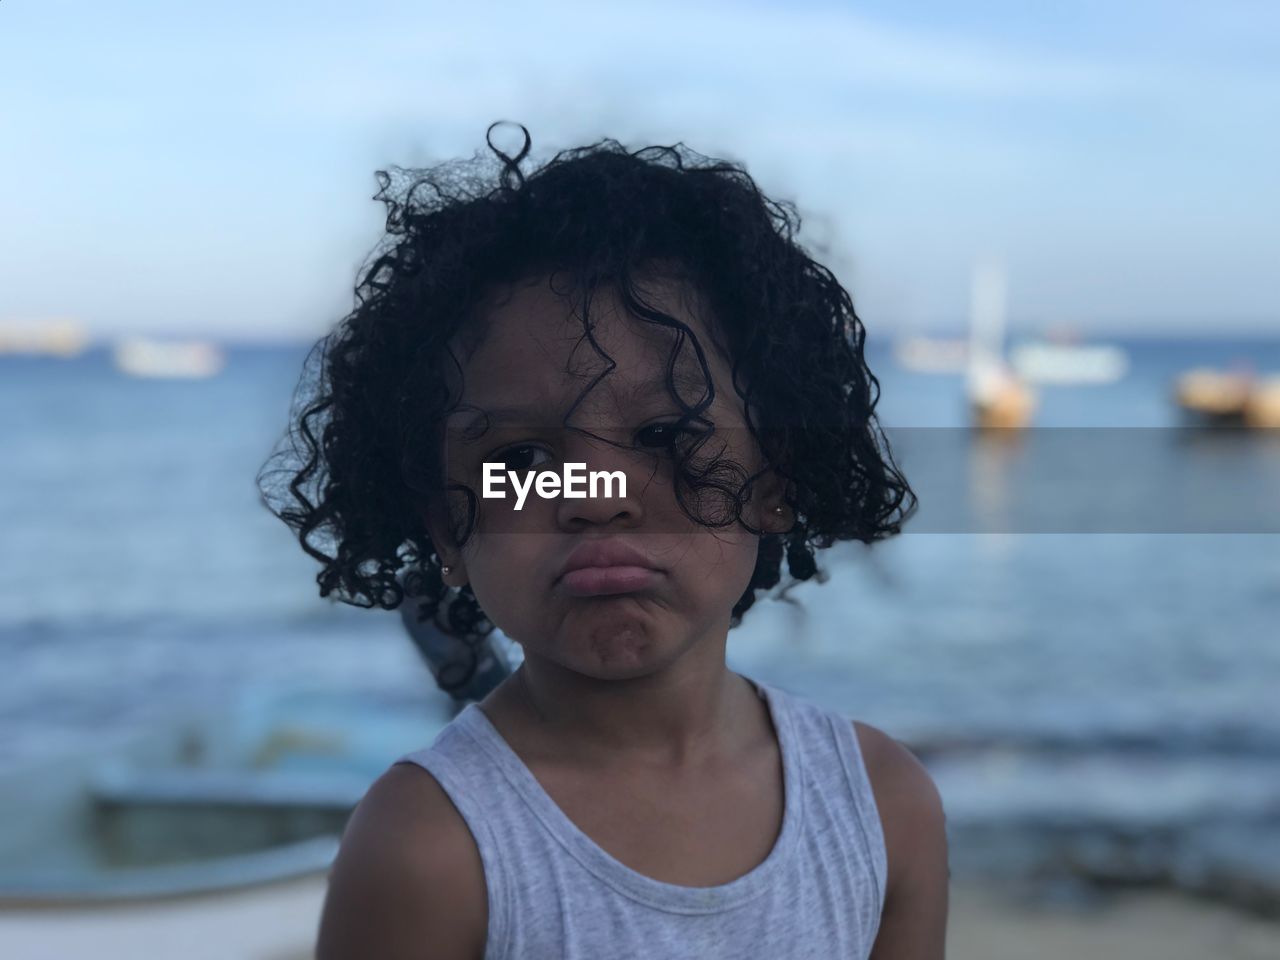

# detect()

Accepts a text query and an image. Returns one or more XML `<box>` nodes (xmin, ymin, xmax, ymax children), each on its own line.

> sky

<box><xmin>1</xmin><ymin>0</ymin><xmax>1278</xmax><ymax>341</ymax></box>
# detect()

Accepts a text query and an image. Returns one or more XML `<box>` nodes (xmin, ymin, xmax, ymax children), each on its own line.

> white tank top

<box><xmin>393</xmin><ymin>676</ymin><xmax>887</xmax><ymax>959</ymax></box>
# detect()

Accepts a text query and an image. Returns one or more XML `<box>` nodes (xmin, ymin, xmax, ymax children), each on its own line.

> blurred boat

<box><xmin>0</xmin><ymin>319</ymin><xmax>90</xmax><ymax>358</ymax></box>
<box><xmin>968</xmin><ymin>363</ymin><xmax>1038</xmax><ymax>430</ymax></box>
<box><xmin>966</xmin><ymin>260</ymin><xmax>1036</xmax><ymax>430</ymax></box>
<box><xmin>893</xmin><ymin>335</ymin><xmax>969</xmax><ymax>374</ymax></box>
<box><xmin>112</xmin><ymin>337</ymin><xmax>224</xmax><ymax>379</ymax></box>
<box><xmin>1174</xmin><ymin>368</ymin><xmax>1280</xmax><ymax>428</ymax></box>
<box><xmin>0</xmin><ymin>683</ymin><xmax>453</xmax><ymax>904</ymax></box>
<box><xmin>0</xmin><ymin>597</ymin><xmax>512</xmax><ymax>906</ymax></box>
<box><xmin>1009</xmin><ymin>339</ymin><xmax>1129</xmax><ymax>385</ymax></box>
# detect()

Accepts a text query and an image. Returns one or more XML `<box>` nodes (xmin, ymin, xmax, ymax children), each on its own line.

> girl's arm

<box><xmin>316</xmin><ymin>764</ymin><xmax>488</xmax><ymax>960</ymax></box>
<box><xmin>857</xmin><ymin>722</ymin><xmax>951</xmax><ymax>960</ymax></box>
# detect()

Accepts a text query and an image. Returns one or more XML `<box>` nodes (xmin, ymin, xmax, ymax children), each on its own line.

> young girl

<box><xmin>262</xmin><ymin>122</ymin><xmax>948</xmax><ymax>959</ymax></box>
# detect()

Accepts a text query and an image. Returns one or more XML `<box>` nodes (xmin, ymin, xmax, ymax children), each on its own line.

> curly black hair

<box><xmin>257</xmin><ymin>121</ymin><xmax>916</xmax><ymax>694</ymax></box>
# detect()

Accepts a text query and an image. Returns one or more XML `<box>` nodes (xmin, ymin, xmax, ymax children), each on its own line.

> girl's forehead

<box><xmin>459</xmin><ymin>273</ymin><xmax>727</xmax><ymax>390</ymax></box>
<box><xmin>442</xmin><ymin>277</ymin><xmax>746</xmax><ymax>434</ymax></box>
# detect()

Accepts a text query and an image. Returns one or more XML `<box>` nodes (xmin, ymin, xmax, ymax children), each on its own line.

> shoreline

<box><xmin>949</xmin><ymin>880</ymin><xmax>1279</xmax><ymax>960</ymax></box>
<box><xmin>2</xmin><ymin>874</ymin><xmax>1277</xmax><ymax>960</ymax></box>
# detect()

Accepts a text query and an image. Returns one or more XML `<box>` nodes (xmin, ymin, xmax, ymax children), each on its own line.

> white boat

<box><xmin>112</xmin><ymin>338</ymin><xmax>224</xmax><ymax>379</ymax></box>
<box><xmin>1009</xmin><ymin>340</ymin><xmax>1129</xmax><ymax>385</ymax></box>
<box><xmin>966</xmin><ymin>260</ymin><xmax>1036</xmax><ymax>430</ymax></box>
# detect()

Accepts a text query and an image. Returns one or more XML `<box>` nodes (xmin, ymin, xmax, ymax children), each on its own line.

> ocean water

<box><xmin>2</xmin><ymin>336</ymin><xmax>1279</xmax><ymax>903</ymax></box>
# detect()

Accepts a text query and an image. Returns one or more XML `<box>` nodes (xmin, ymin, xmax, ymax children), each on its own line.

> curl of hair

<box><xmin>257</xmin><ymin>121</ymin><xmax>917</xmax><ymax>693</ymax></box>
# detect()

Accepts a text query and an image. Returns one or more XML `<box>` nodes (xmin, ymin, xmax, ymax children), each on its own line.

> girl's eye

<box><xmin>636</xmin><ymin>421</ymin><xmax>705</xmax><ymax>452</ymax></box>
<box><xmin>492</xmin><ymin>444</ymin><xmax>552</xmax><ymax>473</ymax></box>
<box><xmin>490</xmin><ymin>423</ymin><xmax>707</xmax><ymax>472</ymax></box>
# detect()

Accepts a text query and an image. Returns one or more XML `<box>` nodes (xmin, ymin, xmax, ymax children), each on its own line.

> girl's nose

<box><xmin>554</xmin><ymin>431</ymin><xmax>650</xmax><ymax>527</ymax></box>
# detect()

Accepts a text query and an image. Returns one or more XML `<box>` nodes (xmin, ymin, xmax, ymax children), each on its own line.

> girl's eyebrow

<box><xmin>448</xmin><ymin>369</ymin><xmax>713</xmax><ymax>442</ymax></box>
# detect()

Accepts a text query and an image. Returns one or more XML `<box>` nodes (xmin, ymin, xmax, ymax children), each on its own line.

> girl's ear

<box><xmin>754</xmin><ymin>467</ymin><xmax>795</xmax><ymax>534</ymax></box>
<box><xmin>415</xmin><ymin>497</ymin><xmax>468</xmax><ymax>586</ymax></box>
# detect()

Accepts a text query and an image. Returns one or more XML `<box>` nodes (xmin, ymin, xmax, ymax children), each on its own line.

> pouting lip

<box><xmin>555</xmin><ymin>539</ymin><xmax>663</xmax><ymax>583</ymax></box>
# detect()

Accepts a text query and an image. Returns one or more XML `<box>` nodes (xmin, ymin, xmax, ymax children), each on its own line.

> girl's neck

<box><xmin>481</xmin><ymin>649</ymin><xmax>762</xmax><ymax>769</ymax></box>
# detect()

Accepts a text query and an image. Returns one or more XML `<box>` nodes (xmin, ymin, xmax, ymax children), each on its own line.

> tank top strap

<box><xmin>760</xmin><ymin>682</ymin><xmax>888</xmax><ymax>913</ymax></box>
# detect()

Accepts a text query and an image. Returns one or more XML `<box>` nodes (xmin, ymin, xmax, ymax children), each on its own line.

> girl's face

<box><xmin>422</xmin><ymin>270</ymin><xmax>791</xmax><ymax>680</ymax></box>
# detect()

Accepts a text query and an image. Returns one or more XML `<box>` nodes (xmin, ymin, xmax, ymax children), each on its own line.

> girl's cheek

<box><xmin>474</xmin><ymin>494</ymin><xmax>553</xmax><ymax>534</ymax></box>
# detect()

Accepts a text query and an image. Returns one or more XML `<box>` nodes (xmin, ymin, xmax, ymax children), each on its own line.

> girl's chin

<box><xmin>533</xmin><ymin>632</ymin><xmax>681</xmax><ymax>681</ymax></box>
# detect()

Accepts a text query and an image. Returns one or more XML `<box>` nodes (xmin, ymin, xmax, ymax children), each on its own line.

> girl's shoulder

<box><xmin>850</xmin><ymin>719</ymin><xmax>949</xmax><ymax>954</ymax></box>
<box><xmin>851</xmin><ymin>719</ymin><xmax>944</xmax><ymax>829</ymax></box>
<box><xmin>315</xmin><ymin>761</ymin><xmax>487</xmax><ymax>960</ymax></box>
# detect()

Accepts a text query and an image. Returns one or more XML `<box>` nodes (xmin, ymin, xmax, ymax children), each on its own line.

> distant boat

<box><xmin>1009</xmin><ymin>339</ymin><xmax>1129</xmax><ymax>385</ymax></box>
<box><xmin>893</xmin><ymin>336</ymin><xmax>969</xmax><ymax>374</ymax></box>
<box><xmin>966</xmin><ymin>260</ymin><xmax>1036</xmax><ymax>430</ymax></box>
<box><xmin>0</xmin><ymin>319</ymin><xmax>90</xmax><ymax>358</ymax></box>
<box><xmin>968</xmin><ymin>362</ymin><xmax>1038</xmax><ymax>430</ymax></box>
<box><xmin>1174</xmin><ymin>368</ymin><xmax>1280</xmax><ymax>428</ymax></box>
<box><xmin>112</xmin><ymin>337</ymin><xmax>224</xmax><ymax>379</ymax></box>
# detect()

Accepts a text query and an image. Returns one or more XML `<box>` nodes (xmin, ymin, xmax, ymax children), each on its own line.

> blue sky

<box><xmin>2</xmin><ymin>0</ymin><xmax>1277</xmax><ymax>340</ymax></box>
